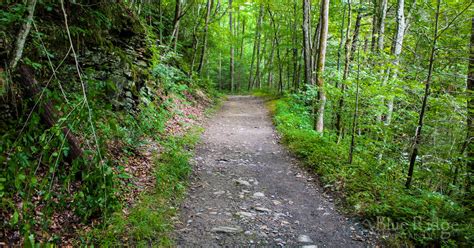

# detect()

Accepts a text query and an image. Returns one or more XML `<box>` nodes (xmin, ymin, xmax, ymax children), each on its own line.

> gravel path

<box><xmin>174</xmin><ymin>96</ymin><xmax>372</xmax><ymax>247</ymax></box>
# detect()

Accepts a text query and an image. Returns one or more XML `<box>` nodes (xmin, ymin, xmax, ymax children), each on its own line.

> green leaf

<box><xmin>11</xmin><ymin>211</ymin><xmax>19</xmax><ymax>225</ymax></box>
<box><xmin>18</xmin><ymin>174</ymin><xmax>26</xmax><ymax>181</ymax></box>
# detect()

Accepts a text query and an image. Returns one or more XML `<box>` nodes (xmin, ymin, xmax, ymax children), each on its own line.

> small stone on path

<box><xmin>253</xmin><ymin>207</ymin><xmax>271</xmax><ymax>212</ymax></box>
<box><xmin>211</xmin><ymin>226</ymin><xmax>243</xmax><ymax>233</ymax></box>
<box><xmin>298</xmin><ymin>234</ymin><xmax>313</xmax><ymax>243</ymax></box>
<box><xmin>235</xmin><ymin>179</ymin><xmax>251</xmax><ymax>187</ymax></box>
<box><xmin>253</xmin><ymin>192</ymin><xmax>265</xmax><ymax>198</ymax></box>
<box><xmin>236</xmin><ymin>211</ymin><xmax>255</xmax><ymax>218</ymax></box>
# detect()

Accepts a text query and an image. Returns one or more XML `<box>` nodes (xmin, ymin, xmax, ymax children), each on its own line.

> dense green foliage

<box><xmin>89</xmin><ymin>128</ymin><xmax>203</xmax><ymax>246</ymax></box>
<box><xmin>269</xmin><ymin>96</ymin><xmax>472</xmax><ymax>246</ymax></box>
<box><xmin>1</xmin><ymin>0</ymin><xmax>218</xmax><ymax>244</ymax></box>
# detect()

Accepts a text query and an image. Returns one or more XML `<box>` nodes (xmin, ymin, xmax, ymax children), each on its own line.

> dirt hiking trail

<box><xmin>174</xmin><ymin>96</ymin><xmax>374</xmax><ymax>247</ymax></box>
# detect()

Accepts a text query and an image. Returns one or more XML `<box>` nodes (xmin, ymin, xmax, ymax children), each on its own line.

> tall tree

<box><xmin>370</xmin><ymin>0</ymin><xmax>378</xmax><ymax>52</ymax></box>
<box><xmin>302</xmin><ymin>0</ymin><xmax>313</xmax><ymax>86</ymax></box>
<box><xmin>292</xmin><ymin>1</ymin><xmax>300</xmax><ymax>90</ymax></box>
<box><xmin>377</xmin><ymin>0</ymin><xmax>387</xmax><ymax>52</ymax></box>
<box><xmin>171</xmin><ymin>0</ymin><xmax>182</xmax><ymax>51</ymax></box>
<box><xmin>314</xmin><ymin>0</ymin><xmax>329</xmax><ymax>132</ymax></box>
<box><xmin>336</xmin><ymin>0</ymin><xmax>352</xmax><ymax>140</ymax></box>
<box><xmin>229</xmin><ymin>0</ymin><xmax>234</xmax><ymax>92</ymax></box>
<box><xmin>248</xmin><ymin>4</ymin><xmax>264</xmax><ymax>90</ymax></box>
<box><xmin>197</xmin><ymin>0</ymin><xmax>212</xmax><ymax>73</ymax></box>
<box><xmin>9</xmin><ymin>0</ymin><xmax>37</xmax><ymax>70</ymax></box>
<box><xmin>385</xmin><ymin>0</ymin><xmax>406</xmax><ymax>125</ymax></box>
<box><xmin>466</xmin><ymin>17</ymin><xmax>474</xmax><ymax>194</ymax></box>
<box><xmin>190</xmin><ymin>4</ymin><xmax>202</xmax><ymax>74</ymax></box>
<box><xmin>350</xmin><ymin>10</ymin><xmax>363</xmax><ymax>62</ymax></box>
<box><xmin>406</xmin><ymin>0</ymin><xmax>440</xmax><ymax>189</ymax></box>
<box><xmin>336</xmin><ymin>3</ymin><xmax>347</xmax><ymax>73</ymax></box>
<box><xmin>349</xmin><ymin>45</ymin><xmax>361</xmax><ymax>164</ymax></box>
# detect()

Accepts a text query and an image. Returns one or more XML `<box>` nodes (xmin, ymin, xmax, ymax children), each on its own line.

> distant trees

<box><xmin>131</xmin><ymin>0</ymin><xmax>473</xmax><ymax>194</ymax></box>
<box><xmin>192</xmin><ymin>0</ymin><xmax>473</xmax><ymax>195</ymax></box>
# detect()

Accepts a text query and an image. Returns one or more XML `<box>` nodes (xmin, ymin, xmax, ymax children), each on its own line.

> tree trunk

<box><xmin>240</xmin><ymin>18</ymin><xmax>245</xmax><ymax>60</ymax></box>
<box><xmin>268</xmin><ymin>9</ymin><xmax>280</xmax><ymax>90</ymax></box>
<box><xmin>267</xmin><ymin>38</ymin><xmax>276</xmax><ymax>88</ymax></box>
<box><xmin>349</xmin><ymin>46</ymin><xmax>361</xmax><ymax>164</ymax></box>
<box><xmin>370</xmin><ymin>0</ymin><xmax>379</xmax><ymax>52</ymax></box>
<box><xmin>248</xmin><ymin>4</ymin><xmax>263</xmax><ymax>91</ymax></box>
<box><xmin>386</xmin><ymin>0</ymin><xmax>406</xmax><ymax>125</ymax></box>
<box><xmin>255</xmin><ymin>32</ymin><xmax>267</xmax><ymax>90</ymax></box>
<box><xmin>465</xmin><ymin>17</ymin><xmax>474</xmax><ymax>194</ymax></box>
<box><xmin>302</xmin><ymin>0</ymin><xmax>313</xmax><ymax>85</ymax></box>
<box><xmin>312</xmin><ymin>20</ymin><xmax>321</xmax><ymax>66</ymax></box>
<box><xmin>292</xmin><ymin>1</ymin><xmax>299</xmax><ymax>90</ymax></box>
<box><xmin>18</xmin><ymin>65</ymin><xmax>83</xmax><ymax>161</ymax></box>
<box><xmin>278</xmin><ymin>46</ymin><xmax>283</xmax><ymax>93</ymax></box>
<box><xmin>406</xmin><ymin>0</ymin><xmax>440</xmax><ymax>189</ymax></box>
<box><xmin>337</xmin><ymin>4</ymin><xmax>347</xmax><ymax>73</ymax></box>
<box><xmin>336</xmin><ymin>0</ymin><xmax>352</xmax><ymax>141</ymax></box>
<box><xmin>312</xmin><ymin>20</ymin><xmax>321</xmax><ymax>76</ymax></box>
<box><xmin>257</xmin><ymin>36</ymin><xmax>268</xmax><ymax>89</ymax></box>
<box><xmin>314</xmin><ymin>0</ymin><xmax>329</xmax><ymax>132</ymax></box>
<box><xmin>377</xmin><ymin>0</ymin><xmax>387</xmax><ymax>52</ymax></box>
<box><xmin>350</xmin><ymin>11</ymin><xmax>363</xmax><ymax>62</ymax></box>
<box><xmin>229</xmin><ymin>0</ymin><xmax>234</xmax><ymax>92</ymax></box>
<box><xmin>10</xmin><ymin>0</ymin><xmax>37</xmax><ymax>71</ymax></box>
<box><xmin>171</xmin><ymin>0</ymin><xmax>181</xmax><ymax>51</ymax></box>
<box><xmin>197</xmin><ymin>0</ymin><xmax>212</xmax><ymax>73</ymax></box>
<box><xmin>159</xmin><ymin>0</ymin><xmax>163</xmax><ymax>43</ymax></box>
<box><xmin>190</xmin><ymin>8</ymin><xmax>200</xmax><ymax>75</ymax></box>
<box><xmin>219</xmin><ymin>52</ymin><xmax>222</xmax><ymax>90</ymax></box>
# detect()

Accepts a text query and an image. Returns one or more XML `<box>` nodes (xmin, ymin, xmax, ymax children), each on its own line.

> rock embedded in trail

<box><xmin>213</xmin><ymin>190</ymin><xmax>225</xmax><ymax>195</ymax></box>
<box><xmin>253</xmin><ymin>206</ymin><xmax>271</xmax><ymax>213</ymax></box>
<box><xmin>235</xmin><ymin>179</ymin><xmax>251</xmax><ymax>187</ymax></box>
<box><xmin>252</xmin><ymin>192</ymin><xmax>265</xmax><ymax>198</ymax></box>
<box><xmin>236</xmin><ymin>211</ymin><xmax>255</xmax><ymax>218</ymax></box>
<box><xmin>211</xmin><ymin>226</ymin><xmax>244</xmax><ymax>234</ymax></box>
<box><xmin>298</xmin><ymin>234</ymin><xmax>314</xmax><ymax>243</ymax></box>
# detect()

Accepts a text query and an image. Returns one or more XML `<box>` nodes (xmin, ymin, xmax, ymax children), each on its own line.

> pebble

<box><xmin>211</xmin><ymin>226</ymin><xmax>243</xmax><ymax>233</ymax></box>
<box><xmin>236</xmin><ymin>211</ymin><xmax>255</xmax><ymax>218</ymax></box>
<box><xmin>253</xmin><ymin>192</ymin><xmax>265</xmax><ymax>198</ymax></box>
<box><xmin>272</xmin><ymin>200</ymin><xmax>282</xmax><ymax>205</ymax></box>
<box><xmin>253</xmin><ymin>207</ymin><xmax>271</xmax><ymax>212</ymax></box>
<box><xmin>235</xmin><ymin>179</ymin><xmax>251</xmax><ymax>187</ymax></box>
<box><xmin>298</xmin><ymin>234</ymin><xmax>313</xmax><ymax>243</ymax></box>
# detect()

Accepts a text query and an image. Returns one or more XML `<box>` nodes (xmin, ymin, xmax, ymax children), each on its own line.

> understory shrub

<box><xmin>271</xmin><ymin>95</ymin><xmax>473</xmax><ymax>247</ymax></box>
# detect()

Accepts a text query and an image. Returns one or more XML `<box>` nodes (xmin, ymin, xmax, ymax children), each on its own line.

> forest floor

<box><xmin>174</xmin><ymin>96</ymin><xmax>377</xmax><ymax>247</ymax></box>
